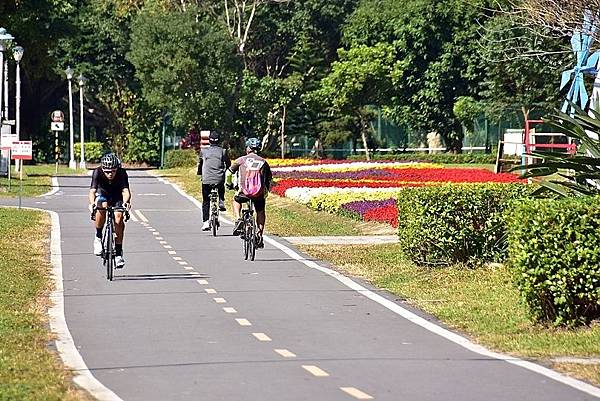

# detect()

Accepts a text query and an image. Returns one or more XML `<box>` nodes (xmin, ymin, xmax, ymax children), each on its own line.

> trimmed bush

<box><xmin>505</xmin><ymin>196</ymin><xmax>600</xmax><ymax>326</ymax></box>
<box><xmin>397</xmin><ymin>183</ymin><xmax>533</xmax><ymax>266</ymax></box>
<box><xmin>347</xmin><ymin>152</ymin><xmax>500</xmax><ymax>164</ymax></box>
<box><xmin>75</xmin><ymin>142</ymin><xmax>106</xmax><ymax>162</ymax></box>
<box><xmin>164</xmin><ymin>149</ymin><xmax>197</xmax><ymax>168</ymax></box>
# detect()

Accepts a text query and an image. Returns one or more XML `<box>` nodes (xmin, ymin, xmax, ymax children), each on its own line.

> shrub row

<box><xmin>74</xmin><ymin>142</ymin><xmax>106</xmax><ymax>162</ymax></box>
<box><xmin>505</xmin><ymin>196</ymin><xmax>600</xmax><ymax>326</ymax></box>
<box><xmin>397</xmin><ymin>183</ymin><xmax>533</xmax><ymax>266</ymax></box>
<box><xmin>164</xmin><ymin>149</ymin><xmax>197</xmax><ymax>168</ymax></box>
<box><xmin>348</xmin><ymin>152</ymin><xmax>499</xmax><ymax>164</ymax></box>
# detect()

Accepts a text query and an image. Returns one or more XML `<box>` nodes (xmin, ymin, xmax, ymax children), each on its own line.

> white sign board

<box><xmin>0</xmin><ymin>128</ymin><xmax>17</xmax><ymax>150</ymax></box>
<box><xmin>11</xmin><ymin>141</ymin><xmax>33</xmax><ymax>160</ymax></box>
<box><xmin>51</xmin><ymin>122</ymin><xmax>65</xmax><ymax>131</ymax></box>
<box><xmin>503</xmin><ymin>129</ymin><xmax>524</xmax><ymax>156</ymax></box>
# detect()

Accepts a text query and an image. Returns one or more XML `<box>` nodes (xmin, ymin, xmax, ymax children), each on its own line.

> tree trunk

<box><xmin>280</xmin><ymin>105</ymin><xmax>286</xmax><ymax>159</ymax></box>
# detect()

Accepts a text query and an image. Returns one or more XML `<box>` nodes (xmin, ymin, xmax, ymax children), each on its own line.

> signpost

<box><xmin>51</xmin><ymin>110</ymin><xmax>64</xmax><ymax>173</ymax></box>
<box><xmin>11</xmin><ymin>140</ymin><xmax>32</xmax><ymax>209</ymax></box>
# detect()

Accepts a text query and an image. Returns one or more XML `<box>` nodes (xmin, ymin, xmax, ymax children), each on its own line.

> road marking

<box><xmin>134</xmin><ymin>209</ymin><xmax>149</xmax><ymax>222</ymax></box>
<box><xmin>129</xmin><ymin>213</ymin><xmax>139</xmax><ymax>222</ymax></box>
<box><xmin>340</xmin><ymin>387</ymin><xmax>373</xmax><ymax>400</ymax></box>
<box><xmin>148</xmin><ymin>228</ymin><xmax>156</xmax><ymax>232</ymax></box>
<box><xmin>197</xmin><ymin>279</ymin><xmax>209</xmax><ymax>285</ymax></box>
<box><xmin>163</xmin><ymin>245</ymin><xmax>172</xmax><ymax>249</ymax></box>
<box><xmin>138</xmin><ymin>193</ymin><xmax>167</xmax><ymax>196</ymax></box>
<box><xmin>252</xmin><ymin>333</ymin><xmax>271</xmax><ymax>342</ymax></box>
<box><xmin>274</xmin><ymin>349</ymin><xmax>296</xmax><ymax>358</ymax></box>
<box><xmin>213</xmin><ymin>298</ymin><xmax>226</xmax><ymax>303</ymax></box>
<box><xmin>183</xmin><ymin>266</ymin><xmax>194</xmax><ymax>270</ymax></box>
<box><xmin>178</xmin><ymin>261</ymin><xmax>188</xmax><ymax>266</ymax></box>
<box><xmin>235</xmin><ymin>318</ymin><xmax>252</xmax><ymax>326</ymax></box>
<box><xmin>223</xmin><ymin>307</ymin><xmax>237</xmax><ymax>313</ymax></box>
<box><xmin>158</xmin><ymin>171</ymin><xmax>600</xmax><ymax>399</ymax></box>
<box><xmin>302</xmin><ymin>365</ymin><xmax>329</xmax><ymax>377</ymax></box>
<box><xmin>168</xmin><ymin>250</ymin><xmax>176</xmax><ymax>255</ymax></box>
<box><xmin>205</xmin><ymin>288</ymin><xmax>217</xmax><ymax>294</ymax></box>
<box><xmin>139</xmin><ymin>222</ymin><xmax>148</xmax><ymax>226</ymax></box>
<box><xmin>156</xmin><ymin>237</ymin><xmax>164</xmax><ymax>240</ymax></box>
<box><xmin>152</xmin><ymin>232</ymin><xmax>160</xmax><ymax>236</ymax></box>
<box><xmin>159</xmin><ymin>240</ymin><xmax>167</xmax><ymax>244</ymax></box>
<box><xmin>173</xmin><ymin>256</ymin><xmax>182</xmax><ymax>261</ymax></box>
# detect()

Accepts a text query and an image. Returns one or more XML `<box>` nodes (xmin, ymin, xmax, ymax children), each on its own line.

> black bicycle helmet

<box><xmin>209</xmin><ymin>130</ymin><xmax>220</xmax><ymax>144</ymax></box>
<box><xmin>100</xmin><ymin>153</ymin><xmax>120</xmax><ymax>170</ymax></box>
<box><xmin>245</xmin><ymin>137</ymin><xmax>261</xmax><ymax>151</ymax></box>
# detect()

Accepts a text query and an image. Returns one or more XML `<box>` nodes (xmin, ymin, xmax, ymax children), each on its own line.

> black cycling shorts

<box><xmin>234</xmin><ymin>193</ymin><xmax>266</xmax><ymax>213</ymax></box>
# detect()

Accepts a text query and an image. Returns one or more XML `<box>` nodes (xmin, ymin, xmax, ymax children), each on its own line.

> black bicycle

<box><xmin>209</xmin><ymin>187</ymin><xmax>220</xmax><ymax>236</ymax></box>
<box><xmin>92</xmin><ymin>205</ymin><xmax>129</xmax><ymax>281</ymax></box>
<box><xmin>240</xmin><ymin>198</ymin><xmax>257</xmax><ymax>261</ymax></box>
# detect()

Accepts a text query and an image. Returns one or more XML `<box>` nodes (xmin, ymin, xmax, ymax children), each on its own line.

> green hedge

<box><xmin>75</xmin><ymin>142</ymin><xmax>106</xmax><ymax>162</ymax></box>
<box><xmin>505</xmin><ymin>196</ymin><xmax>600</xmax><ymax>326</ymax></box>
<box><xmin>397</xmin><ymin>183</ymin><xmax>533</xmax><ymax>266</ymax></box>
<box><xmin>347</xmin><ymin>153</ymin><xmax>499</xmax><ymax>164</ymax></box>
<box><xmin>164</xmin><ymin>149</ymin><xmax>197</xmax><ymax>168</ymax></box>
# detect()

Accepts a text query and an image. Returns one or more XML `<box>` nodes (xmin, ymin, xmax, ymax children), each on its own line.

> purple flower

<box><xmin>340</xmin><ymin>198</ymin><xmax>396</xmax><ymax>217</ymax></box>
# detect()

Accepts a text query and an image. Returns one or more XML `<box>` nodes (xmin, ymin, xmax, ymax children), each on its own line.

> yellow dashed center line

<box><xmin>302</xmin><ymin>365</ymin><xmax>329</xmax><ymax>377</ymax></box>
<box><xmin>274</xmin><ymin>349</ymin><xmax>296</xmax><ymax>358</ymax></box>
<box><xmin>235</xmin><ymin>318</ymin><xmax>252</xmax><ymax>326</ymax></box>
<box><xmin>340</xmin><ymin>387</ymin><xmax>374</xmax><ymax>400</ymax></box>
<box><xmin>252</xmin><ymin>333</ymin><xmax>271</xmax><ymax>342</ymax></box>
<box><xmin>223</xmin><ymin>307</ymin><xmax>237</xmax><ymax>313</ymax></box>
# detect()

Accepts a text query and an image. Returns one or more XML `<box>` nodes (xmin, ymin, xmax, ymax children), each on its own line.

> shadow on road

<box><xmin>115</xmin><ymin>272</ymin><xmax>209</xmax><ymax>281</ymax></box>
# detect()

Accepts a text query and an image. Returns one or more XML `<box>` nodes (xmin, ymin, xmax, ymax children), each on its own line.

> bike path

<box><xmin>2</xmin><ymin>171</ymin><xmax>598</xmax><ymax>401</ymax></box>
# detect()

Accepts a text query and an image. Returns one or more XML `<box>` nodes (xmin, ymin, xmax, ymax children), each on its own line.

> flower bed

<box><xmin>270</xmin><ymin>161</ymin><xmax>525</xmax><ymax>227</ymax></box>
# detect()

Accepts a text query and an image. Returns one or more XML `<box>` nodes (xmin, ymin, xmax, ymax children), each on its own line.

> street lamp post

<box><xmin>13</xmin><ymin>46</ymin><xmax>23</xmax><ymax>173</ymax></box>
<box><xmin>65</xmin><ymin>66</ymin><xmax>76</xmax><ymax>169</ymax></box>
<box><xmin>78</xmin><ymin>73</ymin><xmax>86</xmax><ymax>169</ymax></box>
<box><xmin>0</xmin><ymin>28</ymin><xmax>14</xmax><ymax>180</ymax></box>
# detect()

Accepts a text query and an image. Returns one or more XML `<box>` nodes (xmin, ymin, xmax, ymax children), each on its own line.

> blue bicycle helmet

<box><xmin>100</xmin><ymin>153</ymin><xmax>120</xmax><ymax>169</ymax></box>
<box><xmin>245</xmin><ymin>137</ymin><xmax>261</xmax><ymax>151</ymax></box>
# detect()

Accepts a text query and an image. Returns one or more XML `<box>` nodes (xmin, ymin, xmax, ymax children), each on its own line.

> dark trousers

<box><xmin>202</xmin><ymin>183</ymin><xmax>225</xmax><ymax>222</ymax></box>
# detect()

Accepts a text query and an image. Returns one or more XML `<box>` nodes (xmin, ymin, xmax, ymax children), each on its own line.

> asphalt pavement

<box><xmin>1</xmin><ymin>170</ymin><xmax>598</xmax><ymax>401</ymax></box>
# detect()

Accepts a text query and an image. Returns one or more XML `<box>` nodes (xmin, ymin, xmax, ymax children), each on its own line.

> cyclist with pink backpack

<box><xmin>227</xmin><ymin>137</ymin><xmax>272</xmax><ymax>248</ymax></box>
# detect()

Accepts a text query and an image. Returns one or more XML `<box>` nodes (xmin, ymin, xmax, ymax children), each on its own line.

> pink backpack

<box><xmin>242</xmin><ymin>157</ymin><xmax>266</xmax><ymax>198</ymax></box>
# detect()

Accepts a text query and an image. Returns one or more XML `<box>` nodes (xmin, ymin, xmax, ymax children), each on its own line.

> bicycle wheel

<box><xmin>249</xmin><ymin>218</ymin><xmax>256</xmax><ymax>261</ymax></box>
<box><xmin>243</xmin><ymin>219</ymin><xmax>250</xmax><ymax>260</ymax></box>
<box><xmin>211</xmin><ymin>207</ymin><xmax>218</xmax><ymax>237</ymax></box>
<box><xmin>105</xmin><ymin>220</ymin><xmax>114</xmax><ymax>281</ymax></box>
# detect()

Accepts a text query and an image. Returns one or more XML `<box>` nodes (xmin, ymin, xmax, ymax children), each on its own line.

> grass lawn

<box><xmin>0</xmin><ymin>164</ymin><xmax>86</xmax><ymax>198</ymax></box>
<box><xmin>0</xmin><ymin>208</ymin><xmax>88</xmax><ymax>400</ymax></box>
<box><xmin>156</xmin><ymin>165</ymin><xmax>599</xmax><ymax>386</ymax></box>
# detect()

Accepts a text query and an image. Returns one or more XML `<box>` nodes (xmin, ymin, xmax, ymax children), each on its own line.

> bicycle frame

<box><xmin>93</xmin><ymin>206</ymin><xmax>128</xmax><ymax>281</ymax></box>
<box><xmin>209</xmin><ymin>187</ymin><xmax>220</xmax><ymax>236</ymax></box>
<box><xmin>241</xmin><ymin>199</ymin><xmax>257</xmax><ymax>261</ymax></box>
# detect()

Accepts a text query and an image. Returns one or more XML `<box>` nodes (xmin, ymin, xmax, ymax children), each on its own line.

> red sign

<box><xmin>11</xmin><ymin>141</ymin><xmax>33</xmax><ymax>160</ymax></box>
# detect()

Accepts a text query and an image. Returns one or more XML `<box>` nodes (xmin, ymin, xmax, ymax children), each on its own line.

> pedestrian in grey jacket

<box><xmin>197</xmin><ymin>131</ymin><xmax>231</xmax><ymax>230</ymax></box>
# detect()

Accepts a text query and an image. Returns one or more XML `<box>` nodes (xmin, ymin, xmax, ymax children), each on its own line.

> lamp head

<box><xmin>65</xmin><ymin>66</ymin><xmax>74</xmax><ymax>80</ymax></box>
<box><xmin>78</xmin><ymin>74</ymin><xmax>86</xmax><ymax>86</ymax></box>
<box><xmin>12</xmin><ymin>46</ymin><xmax>23</xmax><ymax>62</ymax></box>
<box><xmin>0</xmin><ymin>29</ymin><xmax>14</xmax><ymax>51</ymax></box>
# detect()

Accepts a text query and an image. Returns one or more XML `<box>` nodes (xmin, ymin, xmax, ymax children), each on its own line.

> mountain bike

<box><xmin>240</xmin><ymin>198</ymin><xmax>257</xmax><ymax>261</ymax></box>
<box><xmin>92</xmin><ymin>205</ymin><xmax>129</xmax><ymax>281</ymax></box>
<box><xmin>209</xmin><ymin>186</ymin><xmax>220</xmax><ymax>236</ymax></box>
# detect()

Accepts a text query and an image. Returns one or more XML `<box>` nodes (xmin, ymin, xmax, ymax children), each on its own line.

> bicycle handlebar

<box><xmin>91</xmin><ymin>205</ymin><xmax>130</xmax><ymax>222</ymax></box>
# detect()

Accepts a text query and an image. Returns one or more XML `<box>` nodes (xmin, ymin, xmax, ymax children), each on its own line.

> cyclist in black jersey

<box><xmin>88</xmin><ymin>153</ymin><xmax>131</xmax><ymax>268</ymax></box>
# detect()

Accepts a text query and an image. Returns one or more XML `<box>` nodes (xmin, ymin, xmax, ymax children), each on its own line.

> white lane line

<box><xmin>235</xmin><ymin>318</ymin><xmax>252</xmax><ymax>326</ymax></box>
<box><xmin>213</xmin><ymin>298</ymin><xmax>226</xmax><ymax>304</ymax></box>
<box><xmin>173</xmin><ymin>256</ymin><xmax>182</xmax><ymax>261</ymax></box>
<box><xmin>197</xmin><ymin>279</ymin><xmax>209</xmax><ymax>285</ymax></box>
<box><xmin>205</xmin><ymin>289</ymin><xmax>217</xmax><ymax>294</ymax></box>
<box><xmin>159</xmin><ymin>240</ymin><xmax>167</xmax><ymax>244</ymax></box>
<box><xmin>134</xmin><ymin>209</ymin><xmax>149</xmax><ymax>222</ymax></box>
<box><xmin>302</xmin><ymin>365</ymin><xmax>329</xmax><ymax>377</ymax></box>
<box><xmin>155</xmin><ymin>171</ymin><xmax>600</xmax><ymax>398</ymax></box>
<box><xmin>223</xmin><ymin>307</ymin><xmax>237</xmax><ymax>314</ymax></box>
<box><xmin>262</xmin><ymin>236</ymin><xmax>600</xmax><ymax>398</ymax></box>
<box><xmin>41</xmin><ymin>208</ymin><xmax>124</xmax><ymax>401</ymax></box>
<box><xmin>340</xmin><ymin>387</ymin><xmax>374</xmax><ymax>400</ymax></box>
<box><xmin>129</xmin><ymin>213</ymin><xmax>139</xmax><ymax>222</ymax></box>
<box><xmin>252</xmin><ymin>333</ymin><xmax>272</xmax><ymax>342</ymax></box>
<box><xmin>41</xmin><ymin>177</ymin><xmax>60</xmax><ymax>197</ymax></box>
<box><xmin>163</xmin><ymin>245</ymin><xmax>172</xmax><ymax>249</ymax></box>
<box><xmin>183</xmin><ymin>266</ymin><xmax>194</xmax><ymax>271</ymax></box>
<box><xmin>140</xmin><ymin>222</ymin><xmax>148</xmax><ymax>226</ymax></box>
<box><xmin>156</xmin><ymin>237</ymin><xmax>164</xmax><ymax>240</ymax></box>
<box><xmin>152</xmin><ymin>232</ymin><xmax>160</xmax><ymax>236</ymax></box>
<box><xmin>148</xmin><ymin>228</ymin><xmax>156</xmax><ymax>232</ymax></box>
<box><xmin>274</xmin><ymin>349</ymin><xmax>296</xmax><ymax>358</ymax></box>
<box><xmin>178</xmin><ymin>261</ymin><xmax>188</xmax><ymax>266</ymax></box>
<box><xmin>168</xmin><ymin>251</ymin><xmax>177</xmax><ymax>255</ymax></box>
